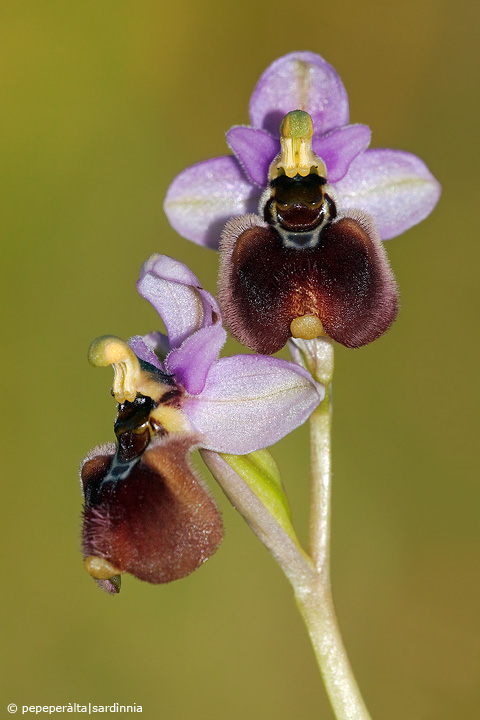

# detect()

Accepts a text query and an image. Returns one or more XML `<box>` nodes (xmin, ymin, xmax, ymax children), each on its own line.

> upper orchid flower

<box><xmin>164</xmin><ymin>52</ymin><xmax>440</xmax><ymax>354</ymax></box>
<box><xmin>81</xmin><ymin>255</ymin><xmax>323</xmax><ymax>592</ymax></box>
<box><xmin>164</xmin><ymin>51</ymin><xmax>440</xmax><ymax>250</ymax></box>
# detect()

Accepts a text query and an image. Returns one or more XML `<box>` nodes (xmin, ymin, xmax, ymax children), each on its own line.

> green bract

<box><xmin>220</xmin><ymin>449</ymin><xmax>301</xmax><ymax>547</ymax></box>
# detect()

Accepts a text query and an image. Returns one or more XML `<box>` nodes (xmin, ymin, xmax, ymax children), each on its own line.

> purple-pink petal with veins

<box><xmin>142</xmin><ymin>253</ymin><xmax>201</xmax><ymax>287</ymax></box>
<box><xmin>335</xmin><ymin>148</ymin><xmax>441</xmax><ymax>240</ymax></box>
<box><xmin>137</xmin><ymin>254</ymin><xmax>221</xmax><ymax>348</ymax></box>
<box><xmin>313</xmin><ymin>124</ymin><xmax>371</xmax><ymax>183</ymax></box>
<box><xmin>183</xmin><ymin>355</ymin><xmax>324</xmax><ymax>454</ymax></box>
<box><xmin>129</xmin><ymin>335</ymin><xmax>164</xmax><ymax>370</ymax></box>
<box><xmin>226</xmin><ymin>126</ymin><xmax>279</xmax><ymax>187</ymax></box>
<box><xmin>249</xmin><ymin>51</ymin><xmax>349</xmax><ymax>137</ymax></box>
<box><xmin>142</xmin><ymin>331</ymin><xmax>171</xmax><ymax>363</ymax></box>
<box><xmin>165</xmin><ymin>324</ymin><xmax>227</xmax><ymax>396</ymax></box>
<box><xmin>163</xmin><ymin>156</ymin><xmax>262</xmax><ymax>250</ymax></box>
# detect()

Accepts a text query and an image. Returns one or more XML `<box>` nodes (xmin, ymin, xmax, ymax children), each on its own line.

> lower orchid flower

<box><xmin>81</xmin><ymin>254</ymin><xmax>324</xmax><ymax>593</ymax></box>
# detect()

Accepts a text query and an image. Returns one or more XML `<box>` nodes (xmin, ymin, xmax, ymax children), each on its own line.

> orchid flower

<box><xmin>165</xmin><ymin>51</ymin><xmax>440</xmax><ymax>248</ymax></box>
<box><xmin>164</xmin><ymin>51</ymin><xmax>440</xmax><ymax>354</ymax></box>
<box><xmin>81</xmin><ymin>254</ymin><xmax>323</xmax><ymax>592</ymax></box>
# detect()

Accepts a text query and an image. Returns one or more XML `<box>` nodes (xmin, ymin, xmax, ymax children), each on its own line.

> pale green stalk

<box><xmin>290</xmin><ymin>337</ymin><xmax>372</xmax><ymax>720</ymax></box>
<box><xmin>204</xmin><ymin>336</ymin><xmax>372</xmax><ymax>720</ymax></box>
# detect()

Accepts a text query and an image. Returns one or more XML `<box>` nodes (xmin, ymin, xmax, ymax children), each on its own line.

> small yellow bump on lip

<box><xmin>84</xmin><ymin>555</ymin><xmax>121</xmax><ymax>580</ymax></box>
<box><xmin>290</xmin><ymin>315</ymin><xmax>325</xmax><ymax>340</ymax></box>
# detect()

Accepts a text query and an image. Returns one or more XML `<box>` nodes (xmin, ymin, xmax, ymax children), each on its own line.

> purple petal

<box><xmin>165</xmin><ymin>324</ymin><xmax>227</xmax><ymax>395</ymax></box>
<box><xmin>142</xmin><ymin>331</ymin><xmax>171</xmax><ymax>362</ymax></box>
<box><xmin>335</xmin><ymin>149</ymin><xmax>441</xmax><ymax>240</ymax></box>
<box><xmin>287</xmin><ymin>338</ymin><xmax>305</xmax><ymax>368</ymax></box>
<box><xmin>183</xmin><ymin>355</ymin><xmax>324</xmax><ymax>454</ymax></box>
<box><xmin>142</xmin><ymin>253</ymin><xmax>201</xmax><ymax>287</ymax></box>
<box><xmin>137</xmin><ymin>255</ymin><xmax>221</xmax><ymax>349</ymax></box>
<box><xmin>129</xmin><ymin>335</ymin><xmax>164</xmax><ymax>370</ymax></box>
<box><xmin>249</xmin><ymin>51</ymin><xmax>349</xmax><ymax>137</ymax></box>
<box><xmin>226</xmin><ymin>126</ymin><xmax>279</xmax><ymax>187</ymax></box>
<box><xmin>314</xmin><ymin>124</ymin><xmax>371</xmax><ymax>183</ymax></box>
<box><xmin>164</xmin><ymin>156</ymin><xmax>262</xmax><ymax>250</ymax></box>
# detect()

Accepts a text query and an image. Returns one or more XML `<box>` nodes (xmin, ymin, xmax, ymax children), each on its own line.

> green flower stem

<box><xmin>294</xmin><ymin>576</ymin><xmax>372</xmax><ymax>720</ymax></box>
<box><xmin>296</xmin><ymin>367</ymin><xmax>372</xmax><ymax>720</ymax></box>
<box><xmin>309</xmin><ymin>383</ymin><xmax>333</xmax><ymax>576</ymax></box>
<box><xmin>203</xmin><ymin>336</ymin><xmax>372</xmax><ymax>720</ymax></box>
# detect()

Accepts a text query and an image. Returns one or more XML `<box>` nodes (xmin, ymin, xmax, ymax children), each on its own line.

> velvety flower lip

<box><xmin>81</xmin><ymin>434</ymin><xmax>224</xmax><ymax>589</ymax></box>
<box><xmin>164</xmin><ymin>51</ymin><xmax>440</xmax><ymax>249</ymax></box>
<box><xmin>134</xmin><ymin>254</ymin><xmax>325</xmax><ymax>453</ymax></box>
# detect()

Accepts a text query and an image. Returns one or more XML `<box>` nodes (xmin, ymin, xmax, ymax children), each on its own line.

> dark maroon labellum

<box><xmin>219</xmin><ymin>173</ymin><xmax>398</xmax><ymax>353</ymax></box>
<box><xmin>81</xmin><ymin>435</ymin><xmax>223</xmax><ymax>584</ymax></box>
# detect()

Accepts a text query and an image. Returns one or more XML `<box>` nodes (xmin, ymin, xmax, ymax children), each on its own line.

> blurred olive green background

<box><xmin>1</xmin><ymin>1</ymin><xmax>479</xmax><ymax>718</ymax></box>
